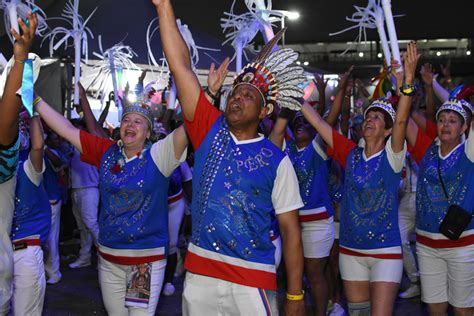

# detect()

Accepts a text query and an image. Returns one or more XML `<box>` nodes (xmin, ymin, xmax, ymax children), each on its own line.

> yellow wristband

<box><xmin>286</xmin><ymin>291</ymin><xmax>304</xmax><ymax>301</ymax></box>
<box><xmin>33</xmin><ymin>96</ymin><xmax>43</xmax><ymax>106</ymax></box>
<box><xmin>15</xmin><ymin>59</ymin><xmax>25</xmax><ymax>64</ymax></box>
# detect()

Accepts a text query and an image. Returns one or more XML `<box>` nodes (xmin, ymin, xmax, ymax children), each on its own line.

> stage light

<box><xmin>303</xmin><ymin>61</ymin><xmax>309</xmax><ymax>66</ymax></box>
<box><xmin>358</xmin><ymin>52</ymin><xmax>364</xmax><ymax>58</ymax></box>
<box><xmin>467</xmin><ymin>50</ymin><xmax>472</xmax><ymax>56</ymax></box>
<box><xmin>377</xmin><ymin>53</ymin><xmax>383</xmax><ymax>58</ymax></box>
<box><xmin>436</xmin><ymin>51</ymin><xmax>441</xmax><ymax>56</ymax></box>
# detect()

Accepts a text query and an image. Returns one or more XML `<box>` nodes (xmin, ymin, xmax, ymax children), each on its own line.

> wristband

<box><xmin>33</xmin><ymin>96</ymin><xmax>43</xmax><ymax>106</ymax></box>
<box><xmin>205</xmin><ymin>86</ymin><xmax>220</xmax><ymax>101</ymax></box>
<box><xmin>400</xmin><ymin>83</ymin><xmax>416</xmax><ymax>96</ymax></box>
<box><xmin>15</xmin><ymin>59</ymin><xmax>26</xmax><ymax>65</ymax></box>
<box><xmin>279</xmin><ymin>108</ymin><xmax>296</xmax><ymax>121</ymax></box>
<box><xmin>286</xmin><ymin>291</ymin><xmax>304</xmax><ymax>301</ymax></box>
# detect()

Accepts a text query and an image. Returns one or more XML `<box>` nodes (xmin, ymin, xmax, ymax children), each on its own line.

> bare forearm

<box><xmin>327</xmin><ymin>86</ymin><xmax>346</xmax><ymax>127</ymax></box>
<box><xmin>155</xmin><ymin>0</ymin><xmax>200</xmax><ymax>120</ymax></box>
<box><xmin>391</xmin><ymin>94</ymin><xmax>412</xmax><ymax>152</ymax></box>
<box><xmin>97</xmin><ymin>103</ymin><xmax>111</xmax><ymax>131</ymax></box>
<box><xmin>424</xmin><ymin>85</ymin><xmax>436</xmax><ymax>122</ymax></box>
<box><xmin>269</xmin><ymin>117</ymin><xmax>288</xmax><ymax>149</ymax></box>
<box><xmin>302</xmin><ymin>102</ymin><xmax>333</xmax><ymax>148</ymax></box>
<box><xmin>279</xmin><ymin>211</ymin><xmax>303</xmax><ymax>295</ymax></box>
<box><xmin>35</xmin><ymin>98</ymin><xmax>82</xmax><ymax>152</ymax></box>
<box><xmin>81</xmin><ymin>93</ymin><xmax>106</xmax><ymax>137</ymax></box>
<box><xmin>432</xmin><ymin>79</ymin><xmax>449</xmax><ymax>103</ymax></box>
<box><xmin>0</xmin><ymin>62</ymin><xmax>23</xmax><ymax>145</ymax></box>
<box><xmin>340</xmin><ymin>97</ymin><xmax>351</xmax><ymax>137</ymax></box>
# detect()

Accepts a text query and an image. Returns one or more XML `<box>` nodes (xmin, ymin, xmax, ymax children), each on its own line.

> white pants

<box><xmin>44</xmin><ymin>201</ymin><xmax>62</xmax><ymax>280</ymax></box>
<box><xmin>301</xmin><ymin>218</ymin><xmax>335</xmax><ymax>258</ymax></box>
<box><xmin>98</xmin><ymin>256</ymin><xmax>166</xmax><ymax>316</ymax></box>
<box><xmin>168</xmin><ymin>198</ymin><xmax>186</xmax><ymax>255</ymax></box>
<box><xmin>398</xmin><ymin>192</ymin><xmax>419</xmax><ymax>283</ymax></box>
<box><xmin>0</xmin><ymin>177</ymin><xmax>16</xmax><ymax>315</ymax></box>
<box><xmin>339</xmin><ymin>254</ymin><xmax>403</xmax><ymax>283</ymax></box>
<box><xmin>11</xmin><ymin>245</ymin><xmax>45</xmax><ymax>316</ymax></box>
<box><xmin>71</xmin><ymin>187</ymin><xmax>99</xmax><ymax>259</ymax></box>
<box><xmin>183</xmin><ymin>272</ymin><xmax>279</xmax><ymax>316</ymax></box>
<box><xmin>417</xmin><ymin>243</ymin><xmax>474</xmax><ymax>308</ymax></box>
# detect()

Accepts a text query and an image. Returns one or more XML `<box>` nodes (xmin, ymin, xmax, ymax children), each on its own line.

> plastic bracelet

<box><xmin>15</xmin><ymin>59</ymin><xmax>26</xmax><ymax>64</ymax></box>
<box><xmin>33</xmin><ymin>96</ymin><xmax>43</xmax><ymax>106</ymax></box>
<box><xmin>286</xmin><ymin>291</ymin><xmax>304</xmax><ymax>301</ymax></box>
<box><xmin>205</xmin><ymin>86</ymin><xmax>220</xmax><ymax>101</ymax></box>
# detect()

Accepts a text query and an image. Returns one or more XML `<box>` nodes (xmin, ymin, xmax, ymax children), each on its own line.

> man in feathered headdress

<box><xmin>152</xmin><ymin>0</ymin><xmax>306</xmax><ymax>314</ymax></box>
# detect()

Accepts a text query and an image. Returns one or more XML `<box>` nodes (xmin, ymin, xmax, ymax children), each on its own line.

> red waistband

<box><xmin>339</xmin><ymin>247</ymin><xmax>402</xmax><ymax>259</ymax></box>
<box><xmin>168</xmin><ymin>191</ymin><xmax>184</xmax><ymax>204</ymax></box>
<box><xmin>416</xmin><ymin>233</ymin><xmax>474</xmax><ymax>248</ymax></box>
<box><xmin>12</xmin><ymin>238</ymin><xmax>41</xmax><ymax>251</ymax></box>
<box><xmin>98</xmin><ymin>249</ymin><xmax>166</xmax><ymax>265</ymax></box>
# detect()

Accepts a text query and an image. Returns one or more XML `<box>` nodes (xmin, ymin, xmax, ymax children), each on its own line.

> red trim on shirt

<box><xmin>339</xmin><ymin>246</ymin><xmax>402</xmax><ymax>259</ymax></box>
<box><xmin>184</xmin><ymin>249</ymin><xmax>277</xmax><ymax>290</ymax></box>
<box><xmin>409</xmin><ymin>128</ymin><xmax>432</xmax><ymax>165</ymax></box>
<box><xmin>425</xmin><ymin>119</ymin><xmax>438</xmax><ymax>141</ymax></box>
<box><xmin>183</xmin><ymin>90</ymin><xmax>222</xmax><ymax>150</ymax></box>
<box><xmin>326</xmin><ymin>129</ymin><xmax>357</xmax><ymax>170</ymax></box>
<box><xmin>97</xmin><ymin>249</ymin><xmax>165</xmax><ymax>265</ymax></box>
<box><xmin>79</xmin><ymin>130</ymin><xmax>115</xmax><ymax>169</ymax></box>
<box><xmin>416</xmin><ymin>233</ymin><xmax>474</xmax><ymax>248</ymax></box>
<box><xmin>299</xmin><ymin>211</ymin><xmax>330</xmax><ymax>222</ymax></box>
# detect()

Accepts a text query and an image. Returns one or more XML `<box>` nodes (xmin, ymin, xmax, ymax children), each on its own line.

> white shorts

<box><xmin>182</xmin><ymin>272</ymin><xmax>278</xmax><ymax>316</ymax></box>
<box><xmin>417</xmin><ymin>243</ymin><xmax>474</xmax><ymax>308</ymax></box>
<box><xmin>339</xmin><ymin>253</ymin><xmax>403</xmax><ymax>283</ymax></box>
<box><xmin>301</xmin><ymin>218</ymin><xmax>335</xmax><ymax>258</ymax></box>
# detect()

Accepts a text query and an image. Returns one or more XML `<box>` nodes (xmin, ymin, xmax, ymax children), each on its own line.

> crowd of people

<box><xmin>0</xmin><ymin>1</ymin><xmax>473</xmax><ymax>316</ymax></box>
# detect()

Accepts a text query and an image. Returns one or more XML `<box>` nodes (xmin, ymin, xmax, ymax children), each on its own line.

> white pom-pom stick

<box><xmin>381</xmin><ymin>0</ymin><xmax>401</xmax><ymax>69</ymax></box>
<box><xmin>374</xmin><ymin>5</ymin><xmax>391</xmax><ymax>65</ymax></box>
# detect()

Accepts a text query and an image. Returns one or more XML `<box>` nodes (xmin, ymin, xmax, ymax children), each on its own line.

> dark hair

<box><xmin>366</xmin><ymin>108</ymin><xmax>393</xmax><ymax>129</ymax></box>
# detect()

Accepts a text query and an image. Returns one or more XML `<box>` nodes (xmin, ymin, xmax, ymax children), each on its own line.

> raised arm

<box><xmin>419</xmin><ymin>63</ymin><xmax>436</xmax><ymax>122</ymax></box>
<box><xmin>432</xmin><ymin>76</ymin><xmax>449</xmax><ymax>103</ymax></box>
<box><xmin>0</xmin><ymin>12</ymin><xmax>37</xmax><ymax>146</ymax></box>
<box><xmin>34</xmin><ymin>96</ymin><xmax>82</xmax><ymax>152</ymax></box>
<box><xmin>314</xmin><ymin>74</ymin><xmax>327</xmax><ymax>117</ymax></box>
<box><xmin>29</xmin><ymin>115</ymin><xmax>44</xmax><ymax>172</ymax></box>
<box><xmin>205</xmin><ymin>58</ymin><xmax>230</xmax><ymax>104</ymax></box>
<box><xmin>326</xmin><ymin>66</ymin><xmax>353</xmax><ymax>128</ymax></box>
<box><xmin>153</xmin><ymin>0</ymin><xmax>201</xmax><ymax>121</ymax></box>
<box><xmin>78</xmin><ymin>83</ymin><xmax>108</xmax><ymax>138</ymax></box>
<box><xmin>391</xmin><ymin>42</ymin><xmax>420</xmax><ymax>153</ymax></box>
<box><xmin>301</xmin><ymin>102</ymin><xmax>334</xmax><ymax>148</ymax></box>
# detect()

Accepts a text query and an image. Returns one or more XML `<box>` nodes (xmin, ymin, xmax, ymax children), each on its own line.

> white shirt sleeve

<box><xmin>466</xmin><ymin>125</ymin><xmax>474</xmax><ymax>162</ymax></box>
<box><xmin>180</xmin><ymin>161</ymin><xmax>193</xmax><ymax>182</ymax></box>
<box><xmin>385</xmin><ymin>136</ymin><xmax>407</xmax><ymax>173</ymax></box>
<box><xmin>272</xmin><ymin>155</ymin><xmax>304</xmax><ymax>214</ymax></box>
<box><xmin>150</xmin><ymin>130</ymin><xmax>187</xmax><ymax>177</ymax></box>
<box><xmin>23</xmin><ymin>153</ymin><xmax>45</xmax><ymax>187</ymax></box>
<box><xmin>312</xmin><ymin>135</ymin><xmax>329</xmax><ymax>160</ymax></box>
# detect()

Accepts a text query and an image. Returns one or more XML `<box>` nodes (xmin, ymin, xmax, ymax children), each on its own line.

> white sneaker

<box><xmin>69</xmin><ymin>257</ymin><xmax>91</xmax><ymax>268</ymax></box>
<box><xmin>46</xmin><ymin>275</ymin><xmax>61</xmax><ymax>285</ymax></box>
<box><xmin>162</xmin><ymin>282</ymin><xmax>176</xmax><ymax>296</ymax></box>
<box><xmin>329</xmin><ymin>303</ymin><xmax>345</xmax><ymax>316</ymax></box>
<box><xmin>399</xmin><ymin>283</ymin><xmax>421</xmax><ymax>299</ymax></box>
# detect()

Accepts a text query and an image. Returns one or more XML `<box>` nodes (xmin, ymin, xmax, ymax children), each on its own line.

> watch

<box><xmin>399</xmin><ymin>82</ymin><xmax>416</xmax><ymax>96</ymax></box>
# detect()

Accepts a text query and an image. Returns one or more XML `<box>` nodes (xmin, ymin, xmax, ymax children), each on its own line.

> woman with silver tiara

<box><xmin>407</xmin><ymin>97</ymin><xmax>474</xmax><ymax>316</ymax></box>
<box><xmin>32</xmin><ymin>95</ymin><xmax>188</xmax><ymax>315</ymax></box>
<box><xmin>296</xmin><ymin>42</ymin><xmax>420</xmax><ymax>315</ymax></box>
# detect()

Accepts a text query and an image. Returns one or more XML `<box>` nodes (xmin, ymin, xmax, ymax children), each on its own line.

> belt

<box><xmin>12</xmin><ymin>238</ymin><xmax>41</xmax><ymax>251</ymax></box>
